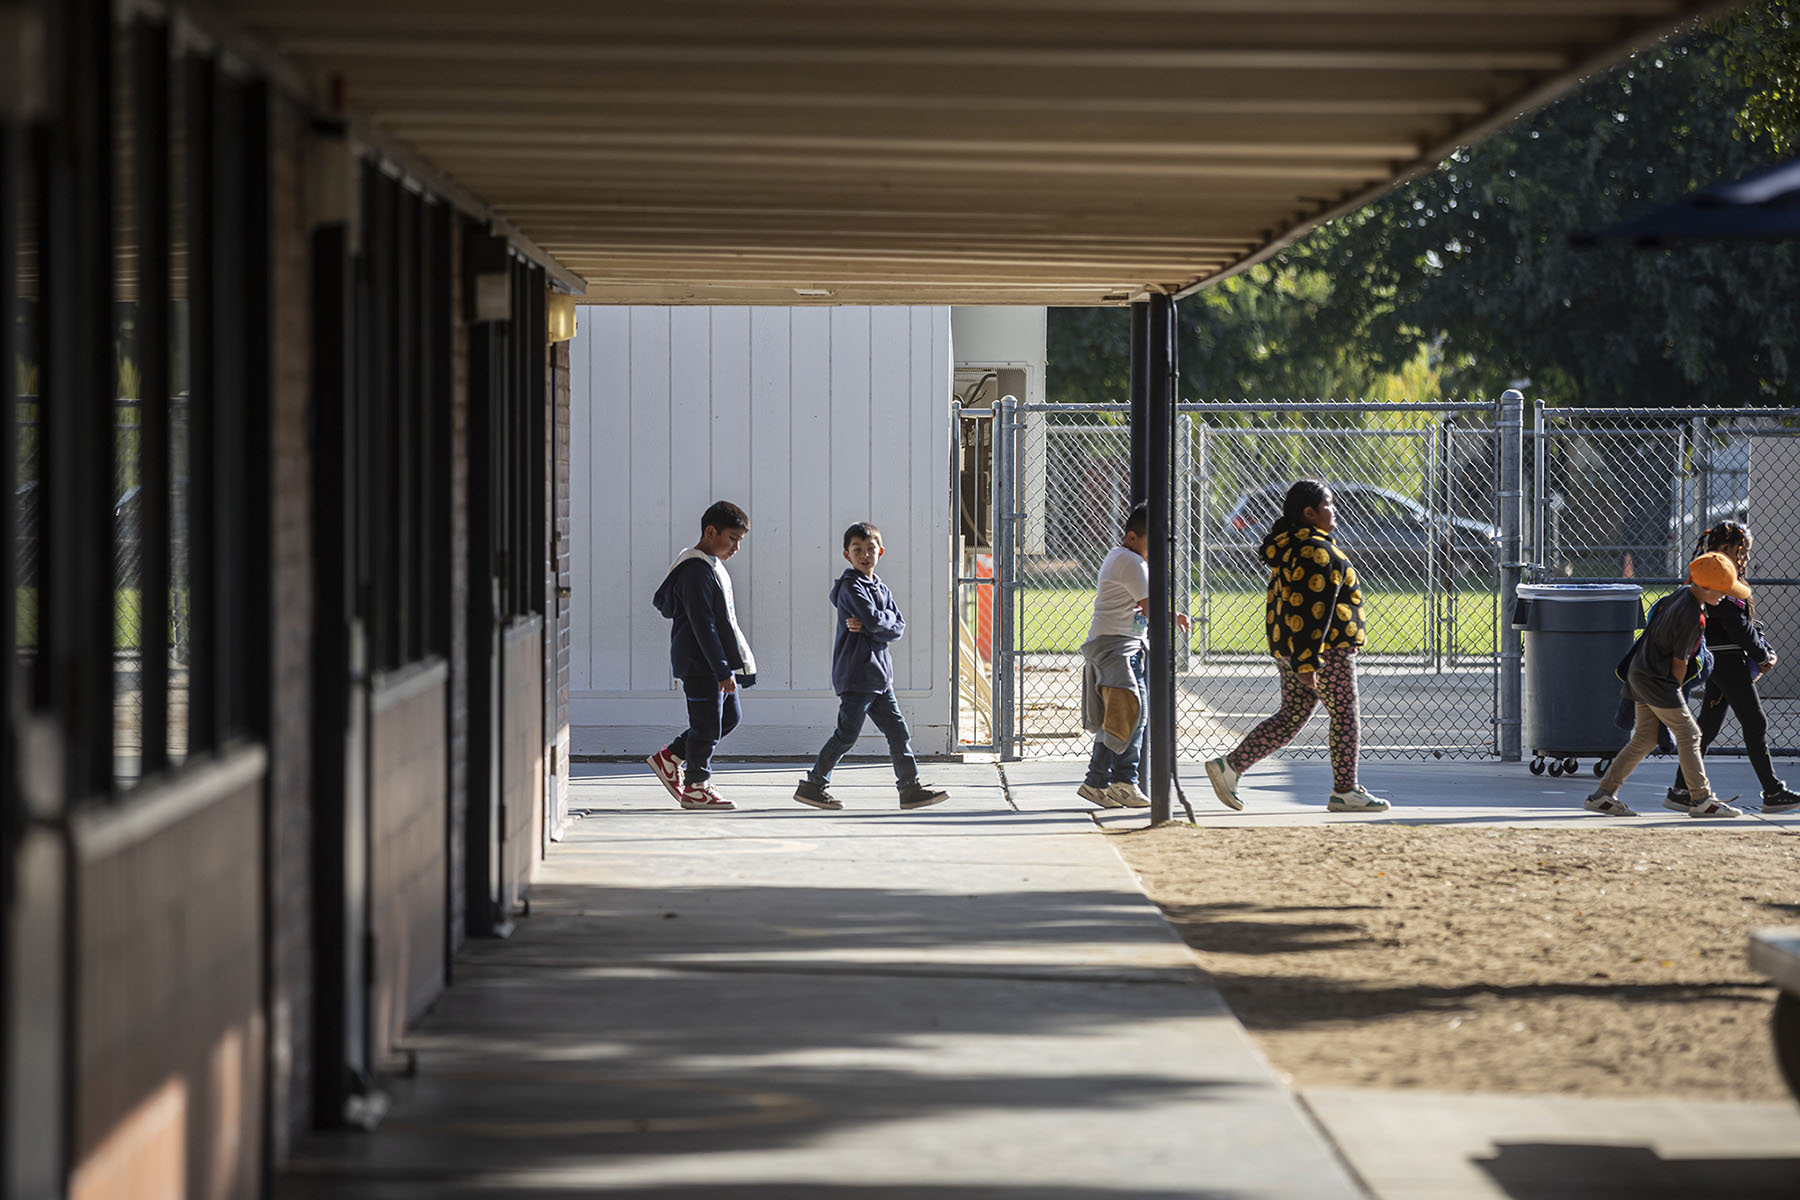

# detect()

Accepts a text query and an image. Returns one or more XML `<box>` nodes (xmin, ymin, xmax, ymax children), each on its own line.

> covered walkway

<box><xmin>277</xmin><ymin>758</ymin><xmax>1800</xmax><ymax>1199</ymax></box>
<box><xmin>277</xmin><ymin>760</ymin><xmax>1359</xmax><ymax>1197</ymax></box>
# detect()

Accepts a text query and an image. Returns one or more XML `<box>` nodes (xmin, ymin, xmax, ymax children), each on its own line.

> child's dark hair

<box><xmin>1123</xmin><ymin>503</ymin><xmax>1148</xmax><ymax>541</ymax></box>
<box><xmin>1695</xmin><ymin>519</ymin><xmax>1754</xmax><ymax>614</ymax></box>
<box><xmin>843</xmin><ymin>521</ymin><xmax>882</xmax><ymax>550</ymax></box>
<box><xmin>701</xmin><ymin>500</ymin><xmax>749</xmax><ymax>533</ymax></box>
<box><xmin>1694</xmin><ymin>519</ymin><xmax>1750</xmax><ymax>560</ymax></box>
<box><xmin>1269</xmin><ymin>479</ymin><xmax>1329</xmax><ymax>539</ymax></box>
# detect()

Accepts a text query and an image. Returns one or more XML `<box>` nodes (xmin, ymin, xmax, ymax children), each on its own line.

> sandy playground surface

<box><xmin>1112</xmin><ymin>823</ymin><xmax>1799</xmax><ymax>1100</ymax></box>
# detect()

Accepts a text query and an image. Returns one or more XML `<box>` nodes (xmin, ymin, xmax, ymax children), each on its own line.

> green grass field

<box><xmin>1015</xmin><ymin>586</ymin><xmax>1506</xmax><ymax>656</ymax></box>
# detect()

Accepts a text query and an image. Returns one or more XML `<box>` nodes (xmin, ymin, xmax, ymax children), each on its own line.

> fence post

<box><xmin>993</xmin><ymin>393</ymin><xmax>1017</xmax><ymax>760</ymax></box>
<box><xmin>1498</xmin><ymin>389</ymin><xmax>1525</xmax><ymax>761</ymax></box>
<box><xmin>1146</xmin><ymin>295</ymin><xmax>1175</xmax><ymax>823</ymax></box>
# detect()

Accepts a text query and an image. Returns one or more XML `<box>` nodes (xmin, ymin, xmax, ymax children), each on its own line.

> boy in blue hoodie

<box><xmin>793</xmin><ymin>522</ymin><xmax>949</xmax><ymax>811</ymax></box>
<box><xmin>647</xmin><ymin>501</ymin><xmax>756</xmax><ymax>812</ymax></box>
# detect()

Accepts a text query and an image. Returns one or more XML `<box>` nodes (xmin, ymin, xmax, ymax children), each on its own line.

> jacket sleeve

<box><xmin>1289</xmin><ymin>539</ymin><xmax>1343</xmax><ymax>672</ymax></box>
<box><xmin>679</xmin><ymin>564</ymin><xmax>735</xmax><ymax>681</ymax></box>
<box><xmin>841</xmin><ymin>579</ymin><xmax>906</xmax><ymax>642</ymax></box>
<box><xmin>1715</xmin><ymin>600</ymin><xmax>1772</xmax><ymax>663</ymax></box>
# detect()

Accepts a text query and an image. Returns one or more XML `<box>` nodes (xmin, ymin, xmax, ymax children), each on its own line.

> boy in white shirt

<box><xmin>1078</xmin><ymin>503</ymin><xmax>1188</xmax><ymax>808</ymax></box>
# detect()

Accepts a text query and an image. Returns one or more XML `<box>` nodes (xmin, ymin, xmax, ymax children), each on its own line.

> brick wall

<box><xmin>71</xmin><ymin>756</ymin><xmax>267</xmax><ymax>1200</ymax></box>
<box><xmin>550</xmin><ymin>340</ymin><xmax>570</xmax><ymax>833</ymax></box>
<box><xmin>501</xmin><ymin>618</ymin><xmax>544</xmax><ymax>914</ymax></box>
<box><xmin>368</xmin><ymin>665</ymin><xmax>449</xmax><ymax>1066</ymax></box>
<box><xmin>265</xmin><ymin>92</ymin><xmax>314</xmax><ymax>1160</ymax></box>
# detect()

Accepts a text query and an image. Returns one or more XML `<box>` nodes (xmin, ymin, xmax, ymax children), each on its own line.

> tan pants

<box><xmin>1596</xmin><ymin>702</ymin><xmax>1712</xmax><ymax>803</ymax></box>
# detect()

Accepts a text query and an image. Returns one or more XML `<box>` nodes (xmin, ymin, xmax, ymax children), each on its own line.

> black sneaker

<box><xmin>1662</xmin><ymin>787</ymin><xmax>1694</xmax><ymax>812</ymax></box>
<box><xmin>793</xmin><ymin>778</ymin><xmax>843</xmax><ymax>810</ymax></box>
<box><xmin>1762</xmin><ymin>785</ymin><xmax>1800</xmax><ymax>814</ymax></box>
<box><xmin>898</xmin><ymin>781</ymin><xmax>949</xmax><ymax>810</ymax></box>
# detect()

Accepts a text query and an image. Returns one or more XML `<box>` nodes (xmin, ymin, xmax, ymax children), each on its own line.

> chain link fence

<box><xmin>1533</xmin><ymin>406</ymin><xmax>1800</xmax><ymax>754</ymax></box>
<box><xmin>14</xmin><ymin>395</ymin><xmax>191</xmax><ymax>784</ymax></box>
<box><xmin>1004</xmin><ymin>401</ymin><xmax>1504</xmax><ymax>761</ymax></box>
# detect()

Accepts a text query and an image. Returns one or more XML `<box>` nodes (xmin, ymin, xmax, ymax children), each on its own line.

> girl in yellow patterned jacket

<box><xmin>1205</xmin><ymin>480</ymin><xmax>1390</xmax><ymax>813</ymax></box>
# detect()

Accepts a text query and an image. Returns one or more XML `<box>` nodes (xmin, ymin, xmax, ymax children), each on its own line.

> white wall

<box><xmin>568</xmin><ymin>306</ymin><xmax>953</xmax><ymax>756</ymax></box>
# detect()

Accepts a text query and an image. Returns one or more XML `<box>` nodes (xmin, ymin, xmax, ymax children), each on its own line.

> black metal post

<box><xmin>134</xmin><ymin>18</ymin><xmax>170</xmax><ymax>774</ymax></box>
<box><xmin>1146</xmin><ymin>295</ymin><xmax>1174</xmax><ymax>823</ymax></box>
<box><xmin>1128</xmin><ymin>302</ymin><xmax>1148</xmax><ymax>506</ymax></box>
<box><xmin>45</xmin><ymin>0</ymin><xmax>114</xmax><ymax>797</ymax></box>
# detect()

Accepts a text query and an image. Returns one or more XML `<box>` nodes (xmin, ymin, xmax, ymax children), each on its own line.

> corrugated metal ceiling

<box><xmin>225</xmin><ymin>0</ymin><xmax>1728</xmax><ymax>304</ymax></box>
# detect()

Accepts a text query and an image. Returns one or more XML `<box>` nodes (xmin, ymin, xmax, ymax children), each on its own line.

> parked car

<box><xmin>1215</xmin><ymin>481</ymin><xmax>1499</xmax><ymax>577</ymax></box>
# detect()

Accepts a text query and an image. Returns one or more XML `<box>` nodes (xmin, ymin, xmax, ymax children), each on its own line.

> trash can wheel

<box><xmin>1548</xmin><ymin>759</ymin><xmax>1564</xmax><ymax>777</ymax></box>
<box><xmin>1530</xmin><ymin>757</ymin><xmax>1546</xmax><ymax>776</ymax></box>
<box><xmin>1563</xmin><ymin>757</ymin><xmax>1580</xmax><ymax>774</ymax></box>
<box><xmin>1774</xmin><ymin>993</ymin><xmax>1800</xmax><ymax>1103</ymax></box>
<box><xmin>1594</xmin><ymin>759</ymin><xmax>1610</xmax><ymax>777</ymax></box>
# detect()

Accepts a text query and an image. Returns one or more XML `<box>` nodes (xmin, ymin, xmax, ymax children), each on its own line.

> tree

<box><xmin>1048</xmin><ymin>4</ymin><xmax>1800</xmax><ymax>409</ymax></box>
<box><xmin>1721</xmin><ymin>0</ymin><xmax>1800</xmax><ymax>155</ymax></box>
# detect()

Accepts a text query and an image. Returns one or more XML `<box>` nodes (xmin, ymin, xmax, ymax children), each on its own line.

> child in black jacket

<box><xmin>1668</xmin><ymin>522</ymin><xmax>1799</xmax><ymax>814</ymax></box>
<box><xmin>647</xmin><ymin>501</ymin><xmax>756</xmax><ymax>811</ymax></box>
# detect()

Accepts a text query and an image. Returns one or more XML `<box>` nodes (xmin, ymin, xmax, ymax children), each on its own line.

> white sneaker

<box><xmin>646</xmin><ymin>746</ymin><xmax>684</xmax><ymax>804</ymax></box>
<box><xmin>1584</xmin><ymin>791</ymin><xmax>1636</xmax><ymax>817</ymax></box>
<box><xmin>1687</xmin><ymin>795</ymin><xmax>1742</xmax><ymax>819</ymax></box>
<box><xmin>1327</xmin><ymin>785</ymin><xmax>1390</xmax><ymax>813</ymax></box>
<box><xmin>1105</xmin><ymin>781</ymin><xmax>1151</xmax><ymax>808</ymax></box>
<box><xmin>678</xmin><ymin>781</ymin><xmax>735</xmax><ymax>811</ymax></box>
<box><xmin>1204</xmin><ymin>757</ymin><xmax>1243</xmax><ymax>811</ymax></box>
<box><xmin>1077</xmin><ymin>783</ymin><xmax>1122</xmax><ymax>809</ymax></box>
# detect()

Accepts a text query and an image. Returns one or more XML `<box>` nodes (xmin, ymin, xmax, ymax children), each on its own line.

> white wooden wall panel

<box><xmin>569</xmin><ymin>305</ymin><xmax>952</xmax><ymax>757</ymax></box>
<box><xmin>584</xmin><ymin>307</ymin><xmax>633</xmax><ymax>693</ymax></box>
<box><xmin>786</xmin><ymin>307</ymin><xmax>835</xmax><ymax>696</ymax></box>
<box><xmin>567</xmin><ymin>319</ymin><xmax>592</xmax><ymax>690</ymax></box>
<box><xmin>868</xmin><ymin>308</ymin><xmax>913</xmax><ymax>690</ymax></box>
<box><xmin>747</xmin><ymin>309</ymin><xmax>793</xmax><ymax>689</ymax></box>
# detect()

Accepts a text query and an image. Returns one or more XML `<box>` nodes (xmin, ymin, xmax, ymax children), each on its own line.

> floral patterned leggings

<box><xmin>1225</xmin><ymin>646</ymin><xmax>1360</xmax><ymax>792</ymax></box>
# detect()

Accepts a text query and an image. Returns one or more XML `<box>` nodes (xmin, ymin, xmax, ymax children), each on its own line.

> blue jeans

<box><xmin>809</xmin><ymin>689</ymin><xmax>918</xmax><ymax>787</ymax></box>
<box><xmin>1085</xmin><ymin>650</ymin><xmax>1145</xmax><ymax>788</ymax></box>
<box><xmin>670</xmin><ymin>675</ymin><xmax>741</xmax><ymax>784</ymax></box>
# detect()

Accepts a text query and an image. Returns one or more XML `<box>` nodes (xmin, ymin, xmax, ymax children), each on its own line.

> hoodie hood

<box><xmin>829</xmin><ymin>566</ymin><xmax>869</xmax><ymax>607</ymax></box>
<box><xmin>653</xmin><ymin>552</ymin><xmax>713</xmax><ymax>618</ymax></box>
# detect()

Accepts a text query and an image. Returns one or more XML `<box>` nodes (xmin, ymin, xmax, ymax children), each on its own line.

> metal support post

<box><xmin>1533</xmin><ymin>399</ymin><xmax>1547</xmax><ymax>571</ymax></box>
<box><xmin>1146</xmin><ymin>296</ymin><xmax>1175</xmax><ymax>822</ymax></box>
<box><xmin>949</xmin><ymin>400</ymin><xmax>962</xmax><ymax>750</ymax></box>
<box><xmin>993</xmin><ymin>393</ymin><xmax>1017</xmax><ymax>759</ymax></box>
<box><xmin>1129</xmin><ymin>302</ymin><xmax>1149</xmax><ymax>506</ymax></box>
<box><xmin>1498</xmin><ymin>389</ymin><xmax>1525</xmax><ymax>761</ymax></box>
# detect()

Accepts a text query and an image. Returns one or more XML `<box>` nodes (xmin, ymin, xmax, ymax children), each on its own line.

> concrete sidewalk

<box><xmin>280</xmin><ymin>760</ymin><xmax>1361</xmax><ymax>1198</ymax></box>
<box><xmin>279</xmin><ymin>756</ymin><xmax>1800</xmax><ymax>1199</ymax></box>
<box><xmin>1004</xmin><ymin>755</ymin><xmax>1800</xmax><ymax>831</ymax></box>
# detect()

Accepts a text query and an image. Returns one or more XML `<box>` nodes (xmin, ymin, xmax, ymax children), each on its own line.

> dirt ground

<box><xmin>1112</xmin><ymin>824</ymin><xmax>1800</xmax><ymax>1100</ymax></box>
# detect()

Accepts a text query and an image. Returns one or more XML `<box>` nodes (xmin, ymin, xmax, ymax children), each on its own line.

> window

<box><xmin>358</xmin><ymin>164</ymin><xmax>452</xmax><ymax>673</ymax></box>
<box><xmin>94</xmin><ymin>19</ymin><xmax>270</xmax><ymax>791</ymax></box>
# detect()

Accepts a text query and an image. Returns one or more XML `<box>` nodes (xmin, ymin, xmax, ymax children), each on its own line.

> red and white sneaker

<box><xmin>679</xmin><ymin>781</ymin><xmax>735</xmax><ymax>811</ymax></box>
<box><xmin>646</xmin><ymin>746</ymin><xmax>684</xmax><ymax>803</ymax></box>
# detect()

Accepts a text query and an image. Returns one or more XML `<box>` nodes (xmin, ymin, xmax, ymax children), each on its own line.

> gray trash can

<box><xmin>1511</xmin><ymin>582</ymin><xmax>1643</xmax><ymax>778</ymax></box>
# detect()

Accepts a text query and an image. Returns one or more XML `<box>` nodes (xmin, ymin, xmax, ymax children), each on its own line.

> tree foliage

<box><xmin>1047</xmin><ymin>2</ymin><xmax>1800</xmax><ymax>408</ymax></box>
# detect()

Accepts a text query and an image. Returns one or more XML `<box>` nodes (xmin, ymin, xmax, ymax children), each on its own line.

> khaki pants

<box><xmin>1596</xmin><ymin>702</ymin><xmax>1712</xmax><ymax>803</ymax></box>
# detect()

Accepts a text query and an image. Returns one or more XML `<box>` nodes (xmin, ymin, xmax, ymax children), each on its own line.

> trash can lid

<box><xmin>1515</xmin><ymin>582</ymin><xmax>1643</xmax><ymax>601</ymax></box>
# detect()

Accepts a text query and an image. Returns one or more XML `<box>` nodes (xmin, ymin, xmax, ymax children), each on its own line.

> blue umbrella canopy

<box><xmin>1574</xmin><ymin>156</ymin><xmax>1800</xmax><ymax>246</ymax></box>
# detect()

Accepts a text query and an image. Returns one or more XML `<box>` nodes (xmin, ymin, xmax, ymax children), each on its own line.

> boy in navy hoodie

<box><xmin>793</xmin><ymin>522</ymin><xmax>948</xmax><ymax>811</ymax></box>
<box><xmin>647</xmin><ymin>501</ymin><xmax>755</xmax><ymax>811</ymax></box>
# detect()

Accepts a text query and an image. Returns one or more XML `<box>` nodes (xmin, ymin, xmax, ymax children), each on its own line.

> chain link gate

<box><xmin>1531</xmin><ymin>406</ymin><xmax>1800</xmax><ymax>757</ymax></box>
<box><xmin>984</xmin><ymin>399</ymin><xmax>1507</xmax><ymax>762</ymax></box>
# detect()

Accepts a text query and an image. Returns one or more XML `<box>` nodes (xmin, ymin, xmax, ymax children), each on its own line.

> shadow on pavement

<box><xmin>1477</xmin><ymin>1140</ymin><xmax>1800</xmax><ymax>1199</ymax></box>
